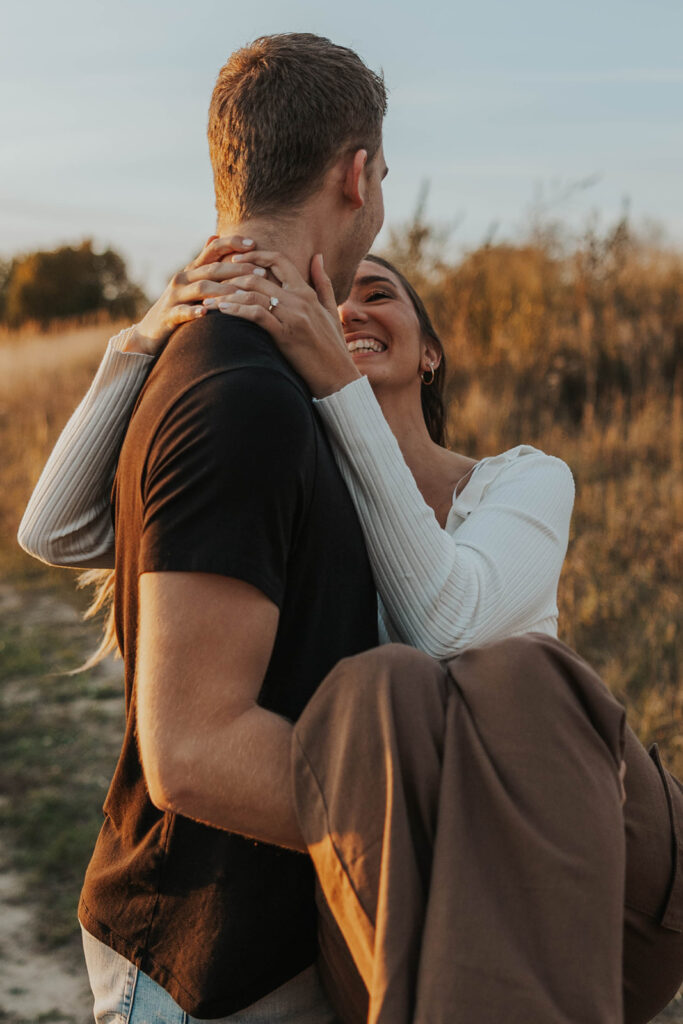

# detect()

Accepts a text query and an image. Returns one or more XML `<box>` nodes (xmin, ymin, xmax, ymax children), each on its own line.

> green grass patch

<box><xmin>0</xmin><ymin>1012</ymin><xmax>77</xmax><ymax>1024</ymax></box>
<box><xmin>0</xmin><ymin>561</ymin><xmax>123</xmax><ymax>951</ymax></box>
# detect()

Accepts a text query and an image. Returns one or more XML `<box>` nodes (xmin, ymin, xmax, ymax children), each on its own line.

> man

<box><xmin>77</xmin><ymin>33</ymin><xmax>388</xmax><ymax>1021</ymax></box>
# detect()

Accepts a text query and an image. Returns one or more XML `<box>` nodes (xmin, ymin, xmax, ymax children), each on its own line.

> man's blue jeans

<box><xmin>81</xmin><ymin>927</ymin><xmax>339</xmax><ymax>1023</ymax></box>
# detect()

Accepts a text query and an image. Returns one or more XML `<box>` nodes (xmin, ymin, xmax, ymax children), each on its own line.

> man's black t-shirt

<box><xmin>78</xmin><ymin>313</ymin><xmax>379</xmax><ymax>1017</ymax></box>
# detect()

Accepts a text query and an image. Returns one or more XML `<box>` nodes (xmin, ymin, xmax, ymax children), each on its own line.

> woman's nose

<box><xmin>338</xmin><ymin>299</ymin><xmax>368</xmax><ymax>326</ymax></box>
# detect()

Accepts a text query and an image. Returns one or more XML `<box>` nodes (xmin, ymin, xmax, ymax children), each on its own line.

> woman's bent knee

<box><xmin>315</xmin><ymin>644</ymin><xmax>449</xmax><ymax>719</ymax></box>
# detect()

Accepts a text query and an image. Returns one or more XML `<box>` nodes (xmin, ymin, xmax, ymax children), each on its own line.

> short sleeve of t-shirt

<box><xmin>139</xmin><ymin>367</ymin><xmax>315</xmax><ymax>609</ymax></box>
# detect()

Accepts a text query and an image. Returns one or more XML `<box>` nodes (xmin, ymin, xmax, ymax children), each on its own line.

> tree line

<box><xmin>0</xmin><ymin>240</ymin><xmax>147</xmax><ymax>328</ymax></box>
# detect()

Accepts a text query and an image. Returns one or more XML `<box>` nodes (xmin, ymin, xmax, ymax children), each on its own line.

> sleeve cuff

<box><xmin>108</xmin><ymin>325</ymin><xmax>155</xmax><ymax>362</ymax></box>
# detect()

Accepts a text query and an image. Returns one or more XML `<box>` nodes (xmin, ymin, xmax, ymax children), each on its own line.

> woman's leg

<box><xmin>621</xmin><ymin>728</ymin><xmax>683</xmax><ymax>1023</ymax></box>
<box><xmin>293</xmin><ymin>644</ymin><xmax>449</xmax><ymax>1023</ymax></box>
<box><xmin>293</xmin><ymin>637</ymin><xmax>627</xmax><ymax>1024</ymax></box>
<box><xmin>414</xmin><ymin>635</ymin><xmax>626</xmax><ymax>1024</ymax></box>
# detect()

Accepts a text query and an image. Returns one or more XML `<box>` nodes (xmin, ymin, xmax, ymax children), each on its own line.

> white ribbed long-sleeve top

<box><xmin>18</xmin><ymin>327</ymin><xmax>575</xmax><ymax>657</ymax></box>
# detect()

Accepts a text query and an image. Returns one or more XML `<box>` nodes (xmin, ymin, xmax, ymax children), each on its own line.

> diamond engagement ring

<box><xmin>268</xmin><ymin>297</ymin><xmax>279</xmax><ymax>313</ymax></box>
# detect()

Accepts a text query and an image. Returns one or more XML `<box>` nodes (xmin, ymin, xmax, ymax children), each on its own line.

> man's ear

<box><xmin>341</xmin><ymin>149</ymin><xmax>368</xmax><ymax>211</ymax></box>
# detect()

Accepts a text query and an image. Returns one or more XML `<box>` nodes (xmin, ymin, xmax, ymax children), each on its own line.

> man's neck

<box><xmin>217</xmin><ymin>215</ymin><xmax>319</xmax><ymax>285</ymax></box>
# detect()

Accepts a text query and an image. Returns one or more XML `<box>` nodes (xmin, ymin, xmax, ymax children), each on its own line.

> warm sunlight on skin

<box><xmin>338</xmin><ymin>260</ymin><xmax>437</xmax><ymax>393</ymax></box>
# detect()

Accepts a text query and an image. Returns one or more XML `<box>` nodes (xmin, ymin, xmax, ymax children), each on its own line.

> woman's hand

<box><xmin>122</xmin><ymin>235</ymin><xmax>264</xmax><ymax>356</ymax></box>
<box><xmin>209</xmin><ymin>250</ymin><xmax>362</xmax><ymax>399</ymax></box>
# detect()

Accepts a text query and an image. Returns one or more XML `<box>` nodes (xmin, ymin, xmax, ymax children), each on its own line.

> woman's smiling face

<box><xmin>337</xmin><ymin>259</ymin><xmax>438</xmax><ymax>390</ymax></box>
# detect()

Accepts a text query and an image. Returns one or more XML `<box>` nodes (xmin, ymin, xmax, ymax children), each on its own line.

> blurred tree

<box><xmin>0</xmin><ymin>257</ymin><xmax>13</xmax><ymax>322</ymax></box>
<box><xmin>2</xmin><ymin>240</ymin><xmax>147</xmax><ymax>328</ymax></box>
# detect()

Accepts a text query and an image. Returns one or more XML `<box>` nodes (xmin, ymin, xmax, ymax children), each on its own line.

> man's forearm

<box><xmin>154</xmin><ymin>703</ymin><xmax>306</xmax><ymax>852</ymax></box>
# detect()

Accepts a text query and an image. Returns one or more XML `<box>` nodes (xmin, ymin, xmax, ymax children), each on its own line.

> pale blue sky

<box><xmin>1</xmin><ymin>0</ymin><xmax>681</xmax><ymax>294</ymax></box>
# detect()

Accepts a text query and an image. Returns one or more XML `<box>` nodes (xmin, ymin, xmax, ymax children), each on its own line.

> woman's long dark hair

<box><xmin>364</xmin><ymin>254</ymin><xmax>447</xmax><ymax>446</ymax></box>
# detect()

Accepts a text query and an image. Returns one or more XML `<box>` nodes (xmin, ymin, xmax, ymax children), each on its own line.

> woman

<box><xmin>18</xmin><ymin>243</ymin><xmax>683</xmax><ymax>1022</ymax></box>
<box><xmin>18</xmin><ymin>236</ymin><xmax>574</xmax><ymax>659</ymax></box>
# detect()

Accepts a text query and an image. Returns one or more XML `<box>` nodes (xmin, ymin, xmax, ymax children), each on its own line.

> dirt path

<box><xmin>0</xmin><ymin>578</ymin><xmax>122</xmax><ymax>1023</ymax></box>
<box><xmin>0</xmin><ymin>841</ymin><xmax>92</xmax><ymax>1024</ymax></box>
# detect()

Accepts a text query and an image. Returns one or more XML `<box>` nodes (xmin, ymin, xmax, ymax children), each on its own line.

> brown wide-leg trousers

<box><xmin>292</xmin><ymin>635</ymin><xmax>683</xmax><ymax>1024</ymax></box>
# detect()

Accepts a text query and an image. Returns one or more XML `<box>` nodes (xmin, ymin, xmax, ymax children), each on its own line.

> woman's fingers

<box><xmin>172</xmin><ymin>267</ymin><xmax>269</xmax><ymax>308</ymax></box>
<box><xmin>183</xmin><ymin>261</ymin><xmax>267</xmax><ymax>287</ymax></box>
<box><xmin>309</xmin><ymin>253</ymin><xmax>338</xmax><ymax>316</ymax></box>
<box><xmin>230</xmin><ymin>250</ymin><xmax>307</xmax><ymax>292</ymax></box>
<box><xmin>169</xmin><ymin>304</ymin><xmax>207</xmax><ymax>327</ymax></box>
<box><xmin>202</xmin><ymin>275</ymin><xmax>279</xmax><ymax>309</ymax></box>
<box><xmin>215</xmin><ymin>299</ymin><xmax>282</xmax><ymax>333</ymax></box>
<box><xmin>188</xmin><ymin>235</ymin><xmax>256</xmax><ymax>270</ymax></box>
<box><xmin>217</xmin><ymin>290</ymin><xmax>275</xmax><ymax>314</ymax></box>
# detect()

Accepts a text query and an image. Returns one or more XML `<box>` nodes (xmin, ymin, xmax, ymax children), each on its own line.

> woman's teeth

<box><xmin>346</xmin><ymin>338</ymin><xmax>386</xmax><ymax>353</ymax></box>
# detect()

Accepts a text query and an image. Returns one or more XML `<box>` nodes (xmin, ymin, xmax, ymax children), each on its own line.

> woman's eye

<box><xmin>365</xmin><ymin>290</ymin><xmax>391</xmax><ymax>302</ymax></box>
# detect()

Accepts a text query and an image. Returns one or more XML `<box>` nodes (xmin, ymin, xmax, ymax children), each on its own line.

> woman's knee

<box><xmin>319</xmin><ymin>643</ymin><xmax>448</xmax><ymax>716</ymax></box>
<box><xmin>450</xmin><ymin>634</ymin><xmax>623</xmax><ymax>736</ymax></box>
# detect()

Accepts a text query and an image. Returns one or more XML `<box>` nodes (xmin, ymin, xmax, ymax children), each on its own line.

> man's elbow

<box><xmin>141</xmin><ymin>743</ymin><xmax>199</xmax><ymax>815</ymax></box>
<box><xmin>145</xmin><ymin>769</ymin><xmax>178</xmax><ymax>815</ymax></box>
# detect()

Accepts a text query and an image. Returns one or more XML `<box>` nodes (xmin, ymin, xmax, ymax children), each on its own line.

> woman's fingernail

<box><xmin>193</xmin><ymin>306</ymin><xmax>205</xmax><ymax>316</ymax></box>
<box><xmin>233</xmin><ymin>290</ymin><xmax>248</xmax><ymax>300</ymax></box>
<box><xmin>219</xmin><ymin>302</ymin><xmax>237</xmax><ymax>313</ymax></box>
<box><xmin>242</xmin><ymin>238</ymin><xmax>254</xmax><ymax>245</ymax></box>
<box><xmin>203</xmin><ymin>298</ymin><xmax>218</xmax><ymax>308</ymax></box>
<box><xmin>253</xmin><ymin>267</ymin><xmax>266</xmax><ymax>277</ymax></box>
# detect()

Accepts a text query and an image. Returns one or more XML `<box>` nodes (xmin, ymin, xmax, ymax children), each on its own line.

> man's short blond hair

<box><xmin>208</xmin><ymin>33</ymin><xmax>387</xmax><ymax>222</ymax></box>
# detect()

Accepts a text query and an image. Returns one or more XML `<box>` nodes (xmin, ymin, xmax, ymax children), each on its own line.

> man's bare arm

<box><xmin>136</xmin><ymin>570</ymin><xmax>305</xmax><ymax>852</ymax></box>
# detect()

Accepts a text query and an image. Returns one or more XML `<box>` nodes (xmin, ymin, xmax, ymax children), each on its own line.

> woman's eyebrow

<box><xmin>355</xmin><ymin>275</ymin><xmax>396</xmax><ymax>288</ymax></box>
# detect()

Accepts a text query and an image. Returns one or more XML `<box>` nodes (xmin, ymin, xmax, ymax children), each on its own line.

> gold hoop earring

<box><xmin>421</xmin><ymin>363</ymin><xmax>435</xmax><ymax>386</ymax></box>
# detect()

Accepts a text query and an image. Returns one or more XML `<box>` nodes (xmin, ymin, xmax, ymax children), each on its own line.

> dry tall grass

<box><xmin>2</xmin><ymin>221</ymin><xmax>682</xmax><ymax>773</ymax></box>
<box><xmin>444</xmin><ymin>377</ymin><xmax>682</xmax><ymax>765</ymax></box>
<box><xmin>0</xmin><ymin>320</ymin><xmax>128</xmax><ymax>561</ymax></box>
